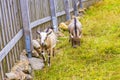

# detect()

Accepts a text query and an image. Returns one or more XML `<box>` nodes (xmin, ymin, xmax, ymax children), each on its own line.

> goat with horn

<box><xmin>37</xmin><ymin>28</ymin><xmax>57</xmax><ymax>66</ymax></box>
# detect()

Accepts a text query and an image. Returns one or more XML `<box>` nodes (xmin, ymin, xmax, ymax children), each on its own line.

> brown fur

<box><xmin>37</xmin><ymin>28</ymin><xmax>57</xmax><ymax>66</ymax></box>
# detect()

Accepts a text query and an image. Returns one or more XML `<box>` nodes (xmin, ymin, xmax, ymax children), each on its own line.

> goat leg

<box><xmin>48</xmin><ymin>52</ymin><xmax>51</xmax><ymax>66</ymax></box>
<box><xmin>41</xmin><ymin>51</ymin><xmax>46</xmax><ymax>63</ymax></box>
<box><xmin>69</xmin><ymin>35</ymin><xmax>71</xmax><ymax>42</ymax></box>
<box><xmin>73</xmin><ymin>40</ymin><xmax>77</xmax><ymax>48</ymax></box>
<box><xmin>53</xmin><ymin>48</ymin><xmax>55</xmax><ymax>57</ymax></box>
<box><xmin>71</xmin><ymin>38</ymin><xmax>74</xmax><ymax>46</ymax></box>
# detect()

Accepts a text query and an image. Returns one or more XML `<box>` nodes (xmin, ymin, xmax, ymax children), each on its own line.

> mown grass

<box><xmin>34</xmin><ymin>0</ymin><xmax>120</xmax><ymax>80</ymax></box>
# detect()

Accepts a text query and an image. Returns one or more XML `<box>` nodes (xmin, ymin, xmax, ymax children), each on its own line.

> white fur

<box><xmin>38</xmin><ymin>29</ymin><xmax>57</xmax><ymax>66</ymax></box>
<box><xmin>40</xmin><ymin>32</ymin><xmax>47</xmax><ymax>45</ymax></box>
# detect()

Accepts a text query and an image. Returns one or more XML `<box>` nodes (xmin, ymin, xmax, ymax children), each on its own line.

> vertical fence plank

<box><xmin>79</xmin><ymin>0</ymin><xmax>83</xmax><ymax>8</ymax></box>
<box><xmin>73</xmin><ymin>0</ymin><xmax>78</xmax><ymax>16</ymax></box>
<box><xmin>29</xmin><ymin>0</ymin><xmax>36</xmax><ymax>22</ymax></box>
<box><xmin>20</xmin><ymin>0</ymin><xmax>33</xmax><ymax>58</ymax></box>
<box><xmin>17</xmin><ymin>0</ymin><xmax>24</xmax><ymax>55</ymax></box>
<box><xmin>49</xmin><ymin>0</ymin><xmax>58</xmax><ymax>32</ymax></box>
<box><xmin>64</xmin><ymin>0</ymin><xmax>71</xmax><ymax>20</ymax></box>
<box><xmin>2</xmin><ymin>58</ymin><xmax>8</xmax><ymax>77</ymax></box>
<box><xmin>0</xmin><ymin>29</ymin><xmax>2</xmax><ymax>51</ymax></box>
<box><xmin>13</xmin><ymin>0</ymin><xmax>21</xmax><ymax>60</ymax></box>
<box><xmin>0</xmin><ymin>62</ymin><xmax>4</xmax><ymax>80</ymax></box>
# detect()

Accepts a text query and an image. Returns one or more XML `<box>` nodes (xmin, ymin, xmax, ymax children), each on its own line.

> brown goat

<box><xmin>68</xmin><ymin>16</ymin><xmax>82</xmax><ymax>48</ymax></box>
<box><xmin>37</xmin><ymin>28</ymin><xmax>57</xmax><ymax>66</ymax></box>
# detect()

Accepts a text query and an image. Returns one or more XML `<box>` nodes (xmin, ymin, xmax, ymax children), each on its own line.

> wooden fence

<box><xmin>0</xmin><ymin>0</ymin><xmax>99</xmax><ymax>79</ymax></box>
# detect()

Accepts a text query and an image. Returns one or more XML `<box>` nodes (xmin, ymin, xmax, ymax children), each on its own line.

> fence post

<box><xmin>73</xmin><ymin>0</ymin><xmax>78</xmax><ymax>16</ymax></box>
<box><xmin>79</xmin><ymin>0</ymin><xmax>83</xmax><ymax>8</ymax></box>
<box><xmin>49</xmin><ymin>0</ymin><xmax>58</xmax><ymax>32</ymax></box>
<box><xmin>20</xmin><ymin>0</ymin><xmax>32</xmax><ymax>58</ymax></box>
<box><xmin>64</xmin><ymin>0</ymin><xmax>71</xmax><ymax>21</ymax></box>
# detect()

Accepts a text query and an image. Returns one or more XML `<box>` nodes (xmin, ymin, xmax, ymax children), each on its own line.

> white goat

<box><xmin>37</xmin><ymin>28</ymin><xmax>57</xmax><ymax>66</ymax></box>
<box><xmin>68</xmin><ymin>16</ymin><xmax>82</xmax><ymax>48</ymax></box>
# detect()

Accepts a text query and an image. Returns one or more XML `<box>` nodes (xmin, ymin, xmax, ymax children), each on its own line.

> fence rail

<box><xmin>0</xmin><ymin>0</ymin><xmax>99</xmax><ymax>79</ymax></box>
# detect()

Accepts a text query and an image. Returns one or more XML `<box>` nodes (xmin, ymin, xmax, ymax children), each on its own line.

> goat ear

<box><xmin>37</xmin><ymin>31</ymin><xmax>41</xmax><ymax>34</ymax></box>
<box><xmin>47</xmin><ymin>31</ymin><xmax>52</xmax><ymax>36</ymax></box>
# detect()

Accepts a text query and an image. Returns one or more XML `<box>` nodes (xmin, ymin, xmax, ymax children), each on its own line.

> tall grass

<box><xmin>34</xmin><ymin>0</ymin><xmax>120</xmax><ymax>80</ymax></box>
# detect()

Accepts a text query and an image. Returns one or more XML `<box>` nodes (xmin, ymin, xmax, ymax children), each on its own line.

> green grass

<box><xmin>34</xmin><ymin>0</ymin><xmax>120</xmax><ymax>80</ymax></box>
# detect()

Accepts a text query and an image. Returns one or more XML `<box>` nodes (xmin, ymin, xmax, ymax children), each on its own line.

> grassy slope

<box><xmin>34</xmin><ymin>0</ymin><xmax>120</xmax><ymax>80</ymax></box>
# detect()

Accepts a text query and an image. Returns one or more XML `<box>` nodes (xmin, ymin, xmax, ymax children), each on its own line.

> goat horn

<box><xmin>47</xmin><ymin>31</ymin><xmax>52</xmax><ymax>36</ymax></box>
<box><xmin>37</xmin><ymin>31</ymin><xmax>41</xmax><ymax>34</ymax></box>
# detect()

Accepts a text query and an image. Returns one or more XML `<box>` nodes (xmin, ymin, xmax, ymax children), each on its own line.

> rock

<box><xmin>11</xmin><ymin>61</ymin><xmax>29</xmax><ymax>74</ymax></box>
<box><xmin>32</xmin><ymin>39</ymin><xmax>41</xmax><ymax>57</ymax></box>
<box><xmin>32</xmin><ymin>50</ymin><xmax>40</xmax><ymax>58</ymax></box>
<box><xmin>36</xmin><ymin>38</ymin><xmax>40</xmax><ymax>42</ymax></box>
<box><xmin>6</xmin><ymin>70</ymin><xmax>33</xmax><ymax>80</ymax></box>
<box><xmin>25</xmin><ymin>74</ymin><xmax>33</xmax><ymax>80</ymax></box>
<box><xmin>20</xmin><ymin>54</ymin><xmax>29</xmax><ymax>62</ymax></box>
<box><xmin>5</xmin><ymin>72</ymin><xmax>18</xmax><ymax>80</ymax></box>
<box><xmin>11</xmin><ymin>54</ymin><xmax>30</xmax><ymax>74</ymax></box>
<box><xmin>29</xmin><ymin>58</ymin><xmax>44</xmax><ymax>70</ymax></box>
<box><xmin>64</xmin><ymin>20</ymin><xmax>71</xmax><ymax>25</ymax></box>
<box><xmin>21</xmin><ymin>49</ymin><xmax>27</xmax><ymax>56</ymax></box>
<box><xmin>5</xmin><ymin>70</ymin><xmax>26</xmax><ymax>80</ymax></box>
<box><xmin>5</xmin><ymin>50</ymin><xmax>33</xmax><ymax>80</ymax></box>
<box><xmin>78</xmin><ymin>8</ymin><xmax>86</xmax><ymax>16</ymax></box>
<box><xmin>59</xmin><ymin>22</ymin><xmax>68</xmax><ymax>30</ymax></box>
<box><xmin>32</xmin><ymin>40</ymin><xmax>41</xmax><ymax>49</ymax></box>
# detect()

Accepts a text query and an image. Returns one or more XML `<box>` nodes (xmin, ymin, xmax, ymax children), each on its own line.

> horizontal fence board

<box><xmin>0</xmin><ymin>29</ymin><xmax>23</xmax><ymax>62</ymax></box>
<box><xmin>30</xmin><ymin>16</ymin><xmax>51</xmax><ymax>29</ymax></box>
<box><xmin>56</xmin><ymin>8</ymin><xmax>74</xmax><ymax>17</ymax></box>
<box><xmin>30</xmin><ymin>8</ymin><xmax>74</xmax><ymax>29</ymax></box>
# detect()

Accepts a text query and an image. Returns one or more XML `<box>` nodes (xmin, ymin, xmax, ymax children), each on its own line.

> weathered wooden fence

<box><xmin>0</xmin><ymin>0</ymin><xmax>99</xmax><ymax>79</ymax></box>
<box><xmin>0</xmin><ymin>0</ymin><xmax>24</xmax><ymax>79</ymax></box>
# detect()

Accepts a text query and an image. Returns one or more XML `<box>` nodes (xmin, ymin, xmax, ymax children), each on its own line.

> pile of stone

<box><xmin>5</xmin><ymin>43</ymin><xmax>44</xmax><ymax>80</ymax></box>
<box><xmin>5</xmin><ymin>50</ymin><xmax>32</xmax><ymax>80</ymax></box>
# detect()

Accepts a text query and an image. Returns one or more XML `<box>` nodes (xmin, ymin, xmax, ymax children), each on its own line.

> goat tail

<box><xmin>74</xmin><ymin>17</ymin><xmax>77</xmax><ymax>37</ymax></box>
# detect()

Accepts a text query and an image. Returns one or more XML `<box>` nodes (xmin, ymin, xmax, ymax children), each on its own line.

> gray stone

<box><xmin>29</xmin><ymin>57</ymin><xmax>44</xmax><ymax>70</ymax></box>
